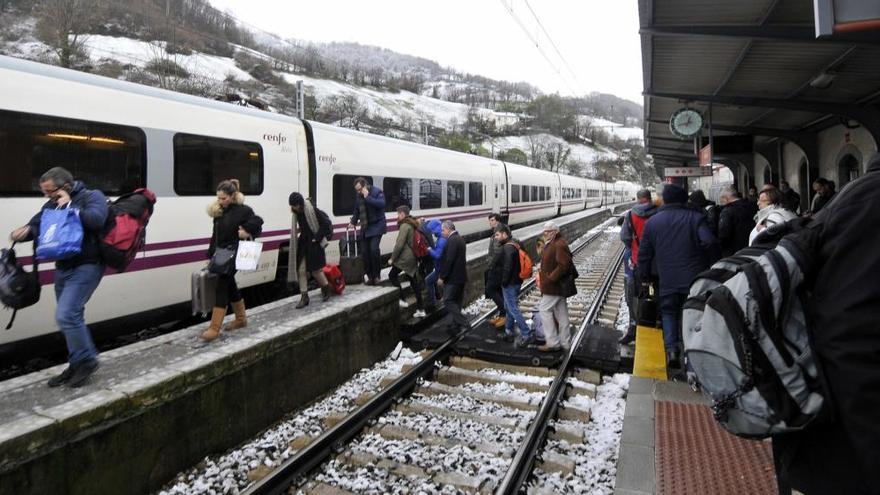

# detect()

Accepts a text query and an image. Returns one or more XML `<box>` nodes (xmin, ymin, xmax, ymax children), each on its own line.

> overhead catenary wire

<box><xmin>498</xmin><ymin>0</ymin><xmax>581</xmax><ymax>98</ymax></box>
<box><xmin>522</xmin><ymin>0</ymin><xmax>587</xmax><ymax>96</ymax></box>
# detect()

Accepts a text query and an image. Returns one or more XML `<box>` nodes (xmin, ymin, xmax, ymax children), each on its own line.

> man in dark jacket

<box><xmin>10</xmin><ymin>167</ymin><xmax>108</xmax><ymax>388</ymax></box>
<box><xmin>718</xmin><ymin>186</ymin><xmax>757</xmax><ymax>257</ymax></box>
<box><xmin>494</xmin><ymin>224</ymin><xmax>533</xmax><ymax>346</ymax></box>
<box><xmin>773</xmin><ymin>153</ymin><xmax>880</xmax><ymax>495</ymax></box>
<box><xmin>485</xmin><ymin>213</ymin><xmax>506</xmax><ymax>328</ymax></box>
<box><xmin>638</xmin><ymin>184</ymin><xmax>719</xmax><ymax>369</ymax></box>
<box><xmin>437</xmin><ymin>220</ymin><xmax>468</xmax><ymax>334</ymax></box>
<box><xmin>779</xmin><ymin>181</ymin><xmax>801</xmax><ymax>214</ymax></box>
<box><xmin>619</xmin><ymin>189</ymin><xmax>657</xmax><ymax>344</ymax></box>
<box><xmin>347</xmin><ymin>177</ymin><xmax>386</xmax><ymax>285</ymax></box>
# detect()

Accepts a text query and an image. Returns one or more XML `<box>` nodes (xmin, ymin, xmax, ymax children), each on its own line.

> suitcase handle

<box><xmin>345</xmin><ymin>226</ymin><xmax>359</xmax><ymax>257</ymax></box>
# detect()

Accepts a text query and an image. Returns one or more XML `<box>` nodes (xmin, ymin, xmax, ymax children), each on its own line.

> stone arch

<box><xmin>835</xmin><ymin>144</ymin><xmax>863</xmax><ymax>189</ymax></box>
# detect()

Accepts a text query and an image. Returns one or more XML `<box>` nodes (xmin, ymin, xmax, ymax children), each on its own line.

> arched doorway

<box><xmin>763</xmin><ymin>164</ymin><xmax>773</xmax><ymax>186</ymax></box>
<box><xmin>838</xmin><ymin>154</ymin><xmax>860</xmax><ymax>188</ymax></box>
<box><xmin>799</xmin><ymin>159</ymin><xmax>819</xmax><ymax>213</ymax></box>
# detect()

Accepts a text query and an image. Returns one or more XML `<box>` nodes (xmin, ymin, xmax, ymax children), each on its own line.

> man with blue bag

<box><xmin>9</xmin><ymin>167</ymin><xmax>109</xmax><ymax>388</ymax></box>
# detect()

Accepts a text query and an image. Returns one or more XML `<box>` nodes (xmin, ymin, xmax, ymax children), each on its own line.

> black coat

<box><xmin>297</xmin><ymin>203</ymin><xmax>332</xmax><ymax>273</ymax></box>
<box><xmin>209</xmin><ymin>203</ymin><xmax>263</xmax><ymax>257</ymax></box>
<box><xmin>497</xmin><ymin>241</ymin><xmax>522</xmax><ymax>287</ymax></box>
<box><xmin>439</xmin><ymin>231</ymin><xmax>467</xmax><ymax>286</ymax></box>
<box><xmin>774</xmin><ymin>156</ymin><xmax>880</xmax><ymax>494</ymax></box>
<box><xmin>718</xmin><ymin>199</ymin><xmax>757</xmax><ymax>257</ymax></box>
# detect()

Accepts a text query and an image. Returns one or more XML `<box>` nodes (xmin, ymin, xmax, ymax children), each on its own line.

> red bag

<box><xmin>412</xmin><ymin>229</ymin><xmax>429</xmax><ymax>259</ymax></box>
<box><xmin>322</xmin><ymin>264</ymin><xmax>345</xmax><ymax>295</ymax></box>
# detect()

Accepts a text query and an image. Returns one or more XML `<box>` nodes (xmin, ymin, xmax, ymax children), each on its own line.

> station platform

<box><xmin>615</xmin><ymin>378</ymin><xmax>779</xmax><ymax>495</ymax></box>
<box><xmin>0</xmin><ymin>285</ymin><xmax>399</xmax><ymax>495</ymax></box>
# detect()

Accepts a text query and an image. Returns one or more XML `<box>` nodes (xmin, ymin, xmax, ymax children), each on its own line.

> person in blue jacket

<box><xmin>423</xmin><ymin>219</ymin><xmax>447</xmax><ymax>312</ymax></box>
<box><xmin>347</xmin><ymin>177</ymin><xmax>386</xmax><ymax>285</ymax></box>
<box><xmin>637</xmin><ymin>184</ymin><xmax>719</xmax><ymax>370</ymax></box>
<box><xmin>10</xmin><ymin>167</ymin><xmax>109</xmax><ymax>388</ymax></box>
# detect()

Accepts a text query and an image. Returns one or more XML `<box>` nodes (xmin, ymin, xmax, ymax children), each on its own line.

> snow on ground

<box><xmin>157</xmin><ymin>345</ymin><xmax>423</xmax><ymax>495</ymax></box>
<box><xmin>531</xmin><ymin>373</ymin><xmax>630</xmax><ymax>494</ymax></box>
<box><xmin>587</xmin><ymin>117</ymin><xmax>644</xmax><ymax>143</ymax></box>
<box><xmin>483</xmin><ymin>134</ymin><xmax>616</xmax><ymax>175</ymax></box>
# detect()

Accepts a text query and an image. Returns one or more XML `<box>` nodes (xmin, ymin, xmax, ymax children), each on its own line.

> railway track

<box><xmin>243</xmin><ymin>225</ymin><xmax>625</xmax><ymax>495</ymax></box>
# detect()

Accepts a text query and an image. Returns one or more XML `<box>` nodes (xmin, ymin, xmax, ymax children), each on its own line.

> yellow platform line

<box><xmin>633</xmin><ymin>325</ymin><xmax>667</xmax><ymax>380</ymax></box>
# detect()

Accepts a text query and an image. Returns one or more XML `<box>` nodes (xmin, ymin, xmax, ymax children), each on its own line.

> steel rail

<box><xmin>244</xmin><ymin>225</ymin><xmax>610</xmax><ymax>495</ymax></box>
<box><xmin>495</xmin><ymin>246</ymin><xmax>624</xmax><ymax>494</ymax></box>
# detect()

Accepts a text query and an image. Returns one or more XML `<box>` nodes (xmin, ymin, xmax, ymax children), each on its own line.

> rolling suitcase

<box><xmin>191</xmin><ymin>268</ymin><xmax>218</xmax><ymax>316</ymax></box>
<box><xmin>338</xmin><ymin>227</ymin><xmax>365</xmax><ymax>285</ymax></box>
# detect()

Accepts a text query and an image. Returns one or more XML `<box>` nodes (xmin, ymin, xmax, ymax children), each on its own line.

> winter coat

<box><xmin>773</xmin><ymin>154</ymin><xmax>880</xmax><ymax>494</ymax></box>
<box><xmin>350</xmin><ymin>185</ymin><xmax>387</xmax><ymax>238</ymax></box>
<box><xmin>207</xmin><ymin>196</ymin><xmax>263</xmax><ymax>258</ymax></box>
<box><xmin>781</xmin><ymin>188</ymin><xmax>801</xmax><ymax>213</ymax></box>
<box><xmin>539</xmin><ymin>232</ymin><xmax>572</xmax><ymax>296</ymax></box>
<box><xmin>718</xmin><ymin>198</ymin><xmax>757</xmax><ymax>257</ymax></box>
<box><xmin>620</xmin><ymin>202</ymin><xmax>657</xmax><ymax>268</ymax></box>
<box><xmin>426</xmin><ymin>219</ymin><xmax>447</xmax><ymax>269</ymax></box>
<box><xmin>748</xmin><ymin>205</ymin><xmax>796</xmax><ymax>246</ymax></box>
<box><xmin>439</xmin><ymin>230</ymin><xmax>467</xmax><ymax>286</ymax></box>
<box><xmin>296</xmin><ymin>201</ymin><xmax>332</xmax><ymax>273</ymax></box>
<box><xmin>811</xmin><ymin>191</ymin><xmax>835</xmax><ymax>215</ymax></box>
<box><xmin>26</xmin><ymin>181</ymin><xmax>108</xmax><ymax>270</ymax></box>
<box><xmin>498</xmin><ymin>239</ymin><xmax>523</xmax><ymax>287</ymax></box>
<box><xmin>486</xmin><ymin>226</ymin><xmax>503</xmax><ymax>284</ymax></box>
<box><xmin>637</xmin><ymin>204</ymin><xmax>719</xmax><ymax>296</ymax></box>
<box><xmin>391</xmin><ymin>216</ymin><xmax>420</xmax><ymax>276</ymax></box>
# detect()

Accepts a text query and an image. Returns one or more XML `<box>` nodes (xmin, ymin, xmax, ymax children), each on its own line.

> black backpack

<box><xmin>99</xmin><ymin>188</ymin><xmax>157</xmax><ymax>271</ymax></box>
<box><xmin>0</xmin><ymin>243</ymin><xmax>41</xmax><ymax>329</ymax></box>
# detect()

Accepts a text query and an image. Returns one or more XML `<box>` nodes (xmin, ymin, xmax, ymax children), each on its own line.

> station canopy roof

<box><xmin>639</xmin><ymin>0</ymin><xmax>880</xmax><ymax>176</ymax></box>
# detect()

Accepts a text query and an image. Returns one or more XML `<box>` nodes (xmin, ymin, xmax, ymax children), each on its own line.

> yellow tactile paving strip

<box><xmin>633</xmin><ymin>325</ymin><xmax>667</xmax><ymax>380</ymax></box>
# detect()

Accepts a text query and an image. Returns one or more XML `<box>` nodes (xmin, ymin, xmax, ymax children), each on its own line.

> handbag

<box><xmin>35</xmin><ymin>205</ymin><xmax>83</xmax><ymax>261</ymax></box>
<box><xmin>209</xmin><ymin>246</ymin><xmax>236</xmax><ymax>275</ymax></box>
<box><xmin>235</xmin><ymin>239</ymin><xmax>262</xmax><ymax>271</ymax></box>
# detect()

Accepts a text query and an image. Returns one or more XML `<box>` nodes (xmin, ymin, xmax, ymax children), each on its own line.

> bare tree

<box><xmin>525</xmin><ymin>134</ymin><xmax>550</xmax><ymax>169</ymax></box>
<box><xmin>35</xmin><ymin>0</ymin><xmax>99</xmax><ymax>68</ymax></box>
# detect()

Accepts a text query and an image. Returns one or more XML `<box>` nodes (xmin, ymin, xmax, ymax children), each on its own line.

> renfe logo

<box><xmin>262</xmin><ymin>132</ymin><xmax>287</xmax><ymax>145</ymax></box>
<box><xmin>318</xmin><ymin>153</ymin><xmax>337</xmax><ymax>165</ymax></box>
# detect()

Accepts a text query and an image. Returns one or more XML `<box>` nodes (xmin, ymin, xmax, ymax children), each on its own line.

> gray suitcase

<box><xmin>191</xmin><ymin>268</ymin><xmax>218</xmax><ymax>316</ymax></box>
<box><xmin>339</xmin><ymin>227</ymin><xmax>365</xmax><ymax>285</ymax></box>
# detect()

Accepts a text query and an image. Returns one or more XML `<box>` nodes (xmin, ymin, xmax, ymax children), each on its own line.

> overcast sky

<box><xmin>207</xmin><ymin>0</ymin><xmax>644</xmax><ymax>104</ymax></box>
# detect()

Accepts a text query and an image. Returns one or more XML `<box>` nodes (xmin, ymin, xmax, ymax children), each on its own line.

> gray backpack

<box><xmin>683</xmin><ymin>222</ymin><xmax>825</xmax><ymax>438</ymax></box>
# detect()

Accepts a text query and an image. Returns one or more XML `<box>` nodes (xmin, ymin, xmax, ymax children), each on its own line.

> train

<box><xmin>0</xmin><ymin>54</ymin><xmax>639</xmax><ymax>351</ymax></box>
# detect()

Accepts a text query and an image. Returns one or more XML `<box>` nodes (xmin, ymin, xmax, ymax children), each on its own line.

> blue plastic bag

<box><xmin>35</xmin><ymin>206</ymin><xmax>83</xmax><ymax>261</ymax></box>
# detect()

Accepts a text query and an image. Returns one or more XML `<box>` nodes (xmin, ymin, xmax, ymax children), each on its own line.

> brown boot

<box><xmin>224</xmin><ymin>300</ymin><xmax>247</xmax><ymax>331</ymax></box>
<box><xmin>200</xmin><ymin>307</ymin><xmax>227</xmax><ymax>342</ymax></box>
<box><xmin>295</xmin><ymin>293</ymin><xmax>310</xmax><ymax>309</ymax></box>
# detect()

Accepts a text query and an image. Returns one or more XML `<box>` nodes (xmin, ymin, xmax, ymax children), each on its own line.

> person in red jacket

<box><xmin>619</xmin><ymin>189</ymin><xmax>657</xmax><ymax>344</ymax></box>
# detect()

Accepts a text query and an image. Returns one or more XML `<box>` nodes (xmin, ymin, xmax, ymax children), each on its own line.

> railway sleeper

<box><xmin>448</xmin><ymin>356</ymin><xmax>556</xmax><ymax>377</ymax></box>
<box><xmin>434</xmin><ymin>366</ymin><xmax>551</xmax><ymax>394</ymax></box>
<box><xmin>394</xmin><ymin>401</ymin><xmax>530</xmax><ymax>430</ymax></box>
<box><xmin>304</xmin><ymin>481</ymin><xmax>356</xmax><ymax>495</ymax></box>
<box><xmin>367</xmin><ymin>423</ymin><xmax>514</xmax><ymax>458</ymax></box>
<box><xmin>340</xmin><ymin>447</ymin><xmax>493</xmax><ymax>493</ymax></box>
<box><xmin>414</xmin><ymin>381</ymin><xmax>540</xmax><ymax>411</ymax></box>
<box><xmin>536</xmin><ymin>450</ymin><xmax>578</xmax><ymax>476</ymax></box>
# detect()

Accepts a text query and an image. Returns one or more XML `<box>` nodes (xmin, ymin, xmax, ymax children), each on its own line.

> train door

<box><xmin>491</xmin><ymin>161</ymin><xmax>507</xmax><ymax>217</ymax></box>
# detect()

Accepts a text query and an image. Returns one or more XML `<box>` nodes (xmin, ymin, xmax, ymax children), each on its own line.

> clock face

<box><xmin>670</xmin><ymin>108</ymin><xmax>703</xmax><ymax>138</ymax></box>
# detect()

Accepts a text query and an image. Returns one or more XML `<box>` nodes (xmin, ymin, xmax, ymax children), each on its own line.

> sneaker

<box><xmin>501</xmin><ymin>333</ymin><xmax>515</xmax><ymax>343</ymax></box>
<box><xmin>398</xmin><ymin>300</ymin><xmax>409</xmax><ymax>309</ymax></box>
<box><xmin>515</xmin><ymin>336</ymin><xmax>535</xmax><ymax>348</ymax></box>
<box><xmin>47</xmin><ymin>366</ymin><xmax>74</xmax><ymax>387</ymax></box>
<box><xmin>413</xmin><ymin>309</ymin><xmax>427</xmax><ymax>318</ymax></box>
<box><xmin>67</xmin><ymin>359</ymin><xmax>100</xmax><ymax>388</ymax></box>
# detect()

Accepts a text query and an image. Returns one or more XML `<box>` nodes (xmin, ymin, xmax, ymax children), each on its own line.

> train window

<box><xmin>522</xmin><ymin>185</ymin><xmax>531</xmax><ymax>202</ymax></box>
<box><xmin>531</xmin><ymin>186</ymin><xmax>538</xmax><ymax>201</ymax></box>
<box><xmin>174</xmin><ymin>133</ymin><xmax>263</xmax><ymax>196</ymax></box>
<box><xmin>494</xmin><ymin>184</ymin><xmax>499</xmax><ymax>199</ymax></box>
<box><xmin>511</xmin><ymin>184</ymin><xmax>520</xmax><ymax>203</ymax></box>
<box><xmin>420</xmin><ymin>179</ymin><xmax>442</xmax><ymax>209</ymax></box>
<box><xmin>468</xmin><ymin>181</ymin><xmax>483</xmax><ymax>206</ymax></box>
<box><xmin>383</xmin><ymin>177</ymin><xmax>412</xmax><ymax>212</ymax></box>
<box><xmin>545</xmin><ymin>187</ymin><xmax>550</xmax><ymax>200</ymax></box>
<box><xmin>538</xmin><ymin>187</ymin><xmax>545</xmax><ymax>201</ymax></box>
<box><xmin>447</xmin><ymin>180</ymin><xmax>464</xmax><ymax>208</ymax></box>
<box><xmin>332</xmin><ymin>174</ymin><xmax>374</xmax><ymax>217</ymax></box>
<box><xmin>0</xmin><ymin>109</ymin><xmax>146</xmax><ymax>197</ymax></box>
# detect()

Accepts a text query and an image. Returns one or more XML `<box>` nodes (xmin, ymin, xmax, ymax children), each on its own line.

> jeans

<box><xmin>443</xmin><ymin>282</ymin><xmax>469</xmax><ymax>329</ymax></box>
<box><xmin>54</xmin><ymin>263</ymin><xmax>104</xmax><ymax>365</ymax></box>
<box><xmin>360</xmin><ymin>235</ymin><xmax>382</xmax><ymax>281</ymax></box>
<box><xmin>624</xmin><ymin>273</ymin><xmax>638</xmax><ymax>329</ymax></box>
<box><xmin>539</xmin><ymin>294</ymin><xmax>571</xmax><ymax>349</ymax></box>
<box><xmin>484</xmin><ymin>271</ymin><xmax>505</xmax><ymax>313</ymax></box>
<box><xmin>389</xmin><ymin>266</ymin><xmax>423</xmax><ymax>310</ymax></box>
<box><xmin>659</xmin><ymin>292</ymin><xmax>688</xmax><ymax>350</ymax></box>
<box><xmin>502</xmin><ymin>284</ymin><xmax>531</xmax><ymax>338</ymax></box>
<box><xmin>425</xmin><ymin>268</ymin><xmax>439</xmax><ymax>308</ymax></box>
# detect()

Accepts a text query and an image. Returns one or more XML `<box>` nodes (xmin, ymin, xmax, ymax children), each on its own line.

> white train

<box><xmin>0</xmin><ymin>55</ymin><xmax>639</xmax><ymax>351</ymax></box>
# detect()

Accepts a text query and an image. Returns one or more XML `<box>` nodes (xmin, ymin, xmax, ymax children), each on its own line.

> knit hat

<box><xmin>288</xmin><ymin>192</ymin><xmax>304</xmax><ymax>207</ymax></box>
<box><xmin>662</xmin><ymin>184</ymin><xmax>687</xmax><ymax>205</ymax></box>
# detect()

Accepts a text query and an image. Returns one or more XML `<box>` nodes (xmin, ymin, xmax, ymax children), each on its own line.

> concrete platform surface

<box><xmin>0</xmin><ymin>285</ymin><xmax>399</xmax><ymax>495</ymax></box>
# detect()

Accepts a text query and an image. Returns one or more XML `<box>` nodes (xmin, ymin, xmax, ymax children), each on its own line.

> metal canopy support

<box><xmin>639</xmin><ymin>24</ymin><xmax>880</xmax><ymax>46</ymax></box>
<box><xmin>646</xmin><ymin>119</ymin><xmax>793</xmax><ymax>139</ymax></box>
